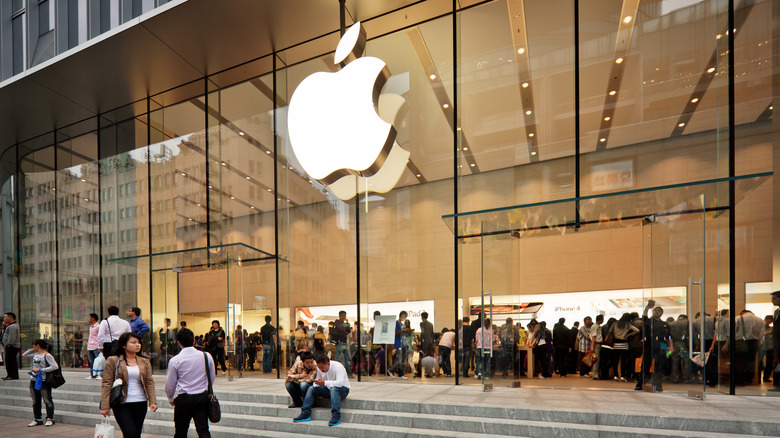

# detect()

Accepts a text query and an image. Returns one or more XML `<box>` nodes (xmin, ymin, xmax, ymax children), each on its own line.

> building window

<box><xmin>38</xmin><ymin>0</ymin><xmax>54</xmax><ymax>36</ymax></box>
<box><xmin>12</xmin><ymin>13</ymin><xmax>25</xmax><ymax>75</ymax></box>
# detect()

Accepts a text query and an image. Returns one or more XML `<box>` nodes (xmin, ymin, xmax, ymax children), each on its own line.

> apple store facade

<box><xmin>0</xmin><ymin>0</ymin><xmax>777</xmax><ymax>396</ymax></box>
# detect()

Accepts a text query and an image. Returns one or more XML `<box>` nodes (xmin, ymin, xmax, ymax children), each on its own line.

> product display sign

<box><xmin>372</xmin><ymin>315</ymin><xmax>398</xmax><ymax>344</ymax></box>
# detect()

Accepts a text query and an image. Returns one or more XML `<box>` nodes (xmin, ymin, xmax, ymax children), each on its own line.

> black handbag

<box><xmin>42</xmin><ymin>354</ymin><xmax>66</xmax><ymax>388</ymax></box>
<box><xmin>204</xmin><ymin>353</ymin><xmax>221</xmax><ymax>423</ymax></box>
<box><xmin>109</xmin><ymin>358</ymin><xmax>124</xmax><ymax>407</ymax></box>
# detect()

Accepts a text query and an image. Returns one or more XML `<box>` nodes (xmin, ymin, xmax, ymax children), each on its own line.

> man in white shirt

<box><xmin>165</xmin><ymin>329</ymin><xmax>215</xmax><ymax>438</ymax></box>
<box><xmin>438</xmin><ymin>328</ymin><xmax>455</xmax><ymax>377</ymax></box>
<box><xmin>97</xmin><ymin>306</ymin><xmax>131</xmax><ymax>355</ymax></box>
<box><xmin>293</xmin><ymin>355</ymin><xmax>350</xmax><ymax>426</ymax></box>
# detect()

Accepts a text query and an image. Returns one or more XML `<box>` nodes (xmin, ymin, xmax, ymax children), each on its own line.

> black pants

<box><xmin>554</xmin><ymin>347</ymin><xmax>568</xmax><ymax>376</ymax></box>
<box><xmin>210</xmin><ymin>349</ymin><xmax>226</xmax><ymax>373</ymax></box>
<box><xmin>174</xmin><ymin>393</ymin><xmax>210</xmax><ymax>438</ymax></box>
<box><xmin>762</xmin><ymin>350</ymin><xmax>774</xmax><ymax>382</ymax></box>
<box><xmin>247</xmin><ymin>350</ymin><xmax>257</xmax><ymax>370</ymax></box>
<box><xmin>5</xmin><ymin>346</ymin><xmax>19</xmax><ymax>379</ymax></box>
<box><xmin>534</xmin><ymin>346</ymin><xmax>551</xmax><ymax>377</ymax></box>
<box><xmin>113</xmin><ymin>401</ymin><xmax>147</xmax><ymax>438</ymax></box>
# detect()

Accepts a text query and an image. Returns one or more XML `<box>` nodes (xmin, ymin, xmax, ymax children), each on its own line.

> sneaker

<box><xmin>613</xmin><ymin>376</ymin><xmax>619</xmax><ymax>381</ymax></box>
<box><xmin>292</xmin><ymin>414</ymin><xmax>311</xmax><ymax>423</ymax></box>
<box><xmin>539</xmin><ymin>376</ymin><xmax>548</xmax><ymax>380</ymax></box>
<box><xmin>28</xmin><ymin>420</ymin><xmax>43</xmax><ymax>427</ymax></box>
<box><xmin>222</xmin><ymin>371</ymin><xmax>226</xmax><ymax>376</ymax></box>
<box><xmin>399</xmin><ymin>376</ymin><xmax>408</xmax><ymax>380</ymax></box>
<box><xmin>619</xmin><ymin>377</ymin><xmax>627</xmax><ymax>382</ymax></box>
<box><xmin>328</xmin><ymin>416</ymin><xmax>341</xmax><ymax>426</ymax></box>
<box><xmin>44</xmin><ymin>419</ymin><xmax>54</xmax><ymax>427</ymax></box>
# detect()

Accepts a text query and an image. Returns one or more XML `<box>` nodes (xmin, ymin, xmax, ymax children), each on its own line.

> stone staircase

<box><xmin>0</xmin><ymin>372</ymin><xmax>778</xmax><ymax>437</ymax></box>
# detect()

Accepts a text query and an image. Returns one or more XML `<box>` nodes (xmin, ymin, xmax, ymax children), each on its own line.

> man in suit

<box><xmin>770</xmin><ymin>291</ymin><xmax>780</xmax><ymax>391</ymax></box>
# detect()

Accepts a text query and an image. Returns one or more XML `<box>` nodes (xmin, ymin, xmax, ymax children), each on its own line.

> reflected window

<box><xmin>12</xmin><ymin>14</ymin><xmax>25</xmax><ymax>74</ymax></box>
<box><xmin>39</xmin><ymin>0</ymin><xmax>54</xmax><ymax>36</ymax></box>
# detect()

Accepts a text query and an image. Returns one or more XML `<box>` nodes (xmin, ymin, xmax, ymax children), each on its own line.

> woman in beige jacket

<box><xmin>100</xmin><ymin>332</ymin><xmax>157</xmax><ymax>438</ymax></box>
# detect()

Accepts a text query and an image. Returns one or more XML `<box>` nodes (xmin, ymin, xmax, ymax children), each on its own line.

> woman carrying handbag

<box><xmin>100</xmin><ymin>333</ymin><xmax>158</xmax><ymax>438</ymax></box>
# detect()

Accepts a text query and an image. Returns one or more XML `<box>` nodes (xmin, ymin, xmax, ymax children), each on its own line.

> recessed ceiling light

<box><xmin>469</xmin><ymin>163</ymin><xmax>475</xmax><ymax>167</ymax></box>
<box><xmin>604</xmin><ymin>116</ymin><xmax>611</xmax><ymax>121</ymax></box>
<box><xmin>238</xmin><ymin>132</ymin><xmax>245</xmax><ymax>136</ymax></box>
<box><xmin>80</xmin><ymin>179</ymin><xmax>86</xmax><ymax>182</ymax></box>
<box><xmin>530</xmin><ymin>151</ymin><xmax>537</xmax><ymax>156</ymax></box>
<box><xmin>221</xmin><ymin>162</ymin><xmax>226</xmax><ymax>166</ymax></box>
<box><xmin>416</xmin><ymin>174</ymin><xmax>421</xmax><ymax>177</ymax></box>
<box><xmin>463</xmin><ymin>147</ymin><xmax>469</xmax><ymax>151</ymax></box>
<box><xmin>289</xmin><ymin>166</ymin><xmax>293</xmax><ymax>170</ymax></box>
<box><xmin>196</xmin><ymin>203</ymin><xmax>201</xmax><ymax>207</ymax></box>
<box><xmin>84</xmin><ymin>198</ymin><xmax>89</xmax><ymax>202</ymax></box>
<box><xmin>230</xmin><ymin>196</ymin><xmax>235</xmax><ymax>199</ymax></box>
<box><xmin>267</xmin><ymin>188</ymin><xmax>272</xmax><ymax>192</ymax></box>
<box><xmin>429</xmin><ymin>74</ymin><xmax>437</xmax><ymax>80</ymax></box>
<box><xmin>246</xmin><ymin>176</ymin><xmax>251</xmax><ymax>180</ymax></box>
<box><xmin>528</xmin><ymin>133</ymin><xmax>534</xmax><ymax>137</ymax></box>
<box><xmin>250</xmin><ymin>206</ymin><xmax>255</xmax><ymax>209</ymax></box>
<box><xmin>442</xmin><ymin>103</ymin><xmax>449</xmax><ymax>109</ymax></box>
<box><xmin>707</xmin><ymin>67</ymin><xmax>716</xmax><ymax>74</ymax></box>
<box><xmin>517</xmin><ymin>48</ymin><xmax>525</xmax><ymax>54</ymax></box>
<box><xmin>266</xmin><ymin>150</ymin><xmax>271</xmax><ymax>154</ymax></box>
<box><xmin>525</xmin><ymin>110</ymin><xmax>532</xmax><ymax>115</ymax></box>
<box><xmin>624</xmin><ymin>16</ymin><xmax>632</xmax><ymax>23</ymax></box>
<box><xmin>456</xmin><ymin>127</ymin><xmax>462</xmax><ymax>131</ymax></box>
<box><xmin>678</xmin><ymin>122</ymin><xmax>685</xmax><ymax>127</ymax></box>
<box><xmin>609</xmin><ymin>90</ymin><xmax>617</xmax><ymax>96</ymax></box>
<box><xmin>770</xmin><ymin>105</ymin><xmax>774</xmax><ymax>110</ymax></box>
<box><xmin>615</xmin><ymin>58</ymin><xmax>624</xmax><ymax>64</ymax></box>
<box><xmin>691</xmin><ymin>98</ymin><xmax>699</xmax><ymax>103</ymax></box>
<box><xmin>522</xmin><ymin>82</ymin><xmax>529</xmax><ymax>88</ymax></box>
<box><xmin>208</xmin><ymin>185</ymin><xmax>212</xmax><ymax>189</ymax></box>
<box><xmin>180</xmin><ymin>172</ymin><xmax>186</xmax><ymax>176</ymax></box>
<box><xmin>188</xmin><ymin>218</ymin><xmax>193</xmax><ymax>221</ymax></box>
<box><xmin>599</xmin><ymin>138</ymin><xmax>606</xmax><ymax>142</ymax></box>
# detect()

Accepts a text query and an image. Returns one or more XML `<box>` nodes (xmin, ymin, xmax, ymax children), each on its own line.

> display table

<box><xmin>518</xmin><ymin>345</ymin><xmax>534</xmax><ymax>378</ymax></box>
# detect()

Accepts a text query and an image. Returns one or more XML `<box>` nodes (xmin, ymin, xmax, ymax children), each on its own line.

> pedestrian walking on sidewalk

<box><xmin>100</xmin><ymin>332</ymin><xmax>157</xmax><ymax>438</ymax></box>
<box><xmin>22</xmin><ymin>339</ymin><xmax>58</xmax><ymax>427</ymax></box>
<box><xmin>166</xmin><ymin>328</ymin><xmax>215</xmax><ymax>437</ymax></box>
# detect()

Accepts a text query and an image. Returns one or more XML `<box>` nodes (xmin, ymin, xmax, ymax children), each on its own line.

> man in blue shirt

<box><xmin>386</xmin><ymin>311</ymin><xmax>409</xmax><ymax>379</ymax></box>
<box><xmin>127</xmin><ymin>307</ymin><xmax>150</xmax><ymax>338</ymax></box>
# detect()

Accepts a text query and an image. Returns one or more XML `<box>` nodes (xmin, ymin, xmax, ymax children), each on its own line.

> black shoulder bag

<box><xmin>42</xmin><ymin>354</ymin><xmax>66</xmax><ymax>388</ymax></box>
<box><xmin>109</xmin><ymin>357</ymin><xmax>124</xmax><ymax>407</ymax></box>
<box><xmin>204</xmin><ymin>353</ymin><xmax>221</xmax><ymax>423</ymax></box>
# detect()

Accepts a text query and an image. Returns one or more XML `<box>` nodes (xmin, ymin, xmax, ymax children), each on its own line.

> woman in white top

<box><xmin>22</xmin><ymin>339</ymin><xmax>59</xmax><ymax>427</ymax></box>
<box><xmin>100</xmin><ymin>332</ymin><xmax>157</xmax><ymax>438</ymax></box>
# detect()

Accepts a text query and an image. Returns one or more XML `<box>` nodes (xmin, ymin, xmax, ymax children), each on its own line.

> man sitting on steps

<box><xmin>293</xmin><ymin>355</ymin><xmax>350</xmax><ymax>427</ymax></box>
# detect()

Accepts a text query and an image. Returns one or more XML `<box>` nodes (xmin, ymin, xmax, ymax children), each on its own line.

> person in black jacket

<box><xmin>205</xmin><ymin>320</ymin><xmax>227</xmax><ymax>376</ymax></box>
<box><xmin>461</xmin><ymin>317</ymin><xmax>475</xmax><ymax>378</ymax></box>
<box><xmin>552</xmin><ymin>318</ymin><xmax>570</xmax><ymax>377</ymax></box>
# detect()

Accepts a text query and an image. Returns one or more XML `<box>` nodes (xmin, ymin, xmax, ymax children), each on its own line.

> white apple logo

<box><xmin>288</xmin><ymin>21</ymin><xmax>410</xmax><ymax>200</ymax></box>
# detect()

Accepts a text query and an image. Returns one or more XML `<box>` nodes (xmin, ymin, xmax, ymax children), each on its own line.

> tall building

<box><xmin>0</xmin><ymin>0</ymin><xmax>777</xmax><ymax>396</ymax></box>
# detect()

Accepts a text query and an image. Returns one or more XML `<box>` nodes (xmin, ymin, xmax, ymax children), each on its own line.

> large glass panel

<box><xmin>55</xmin><ymin>126</ymin><xmax>100</xmax><ymax>370</ymax></box>
<box><xmin>17</xmin><ymin>138</ymin><xmax>58</xmax><ymax>361</ymax></box>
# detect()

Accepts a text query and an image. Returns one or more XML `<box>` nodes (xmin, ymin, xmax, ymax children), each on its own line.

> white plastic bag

<box><xmin>691</xmin><ymin>353</ymin><xmax>709</xmax><ymax>367</ymax></box>
<box><xmin>94</xmin><ymin>417</ymin><xmax>115</xmax><ymax>438</ymax></box>
<box><xmin>92</xmin><ymin>353</ymin><xmax>106</xmax><ymax>377</ymax></box>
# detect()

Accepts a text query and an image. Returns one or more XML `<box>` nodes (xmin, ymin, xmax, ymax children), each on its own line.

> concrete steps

<box><xmin>1</xmin><ymin>376</ymin><xmax>777</xmax><ymax>438</ymax></box>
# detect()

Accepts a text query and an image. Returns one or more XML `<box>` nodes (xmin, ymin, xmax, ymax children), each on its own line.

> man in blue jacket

<box><xmin>127</xmin><ymin>307</ymin><xmax>150</xmax><ymax>338</ymax></box>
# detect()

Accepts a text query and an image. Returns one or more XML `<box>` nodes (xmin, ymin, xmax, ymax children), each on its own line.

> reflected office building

<box><xmin>0</xmin><ymin>0</ymin><xmax>778</xmax><ymax>397</ymax></box>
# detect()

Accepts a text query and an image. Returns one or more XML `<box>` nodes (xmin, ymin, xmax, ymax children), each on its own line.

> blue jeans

<box><xmin>301</xmin><ymin>385</ymin><xmax>349</xmax><ymax>419</ymax></box>
<box><xmin>88</xmin><ymin>349</ymin><xmax>100</xmax><ymax>377</ymax></box>
<box><xmin>334</xmin><ymin>343</ymin><xmax>352</xmax><ymax>375</ymax></box>
<box><xmin>388</xmin><ymin>347</ymin><xmax>406</xmax><ymax>376</ymax></box>
<box><xmin>285</xmin><ymin>381</ymin><xmax>311</xmax><ymax>407</ymax></box>
<box><xmin>476</xmin><ymin>349</ymin><xmax>491</xmax><ymax>377</ymax></box>
<box><xmin>502</xmin><ymin>343</ymin><xmax>515</xmax><ymax>375</ymax></box>
<box><xmin>461</xmin><ymin>347</ymin><xmax>472</xmax><ymax>376</ymax></box>
<box><xmin>439</xmin><ymin>346</ymin><xmax>451</xmax><ymax>376</ymax></box>
<box><xmin>262</xmin><ymin>344</ymin><xmax>274</xmax><ymax>373</ymax></box>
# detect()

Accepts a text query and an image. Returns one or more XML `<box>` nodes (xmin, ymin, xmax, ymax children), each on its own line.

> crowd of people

<box><xmin>0</xmin><ymin>291</ymin><xmax>778</xmax><ymax>432</ymax></box>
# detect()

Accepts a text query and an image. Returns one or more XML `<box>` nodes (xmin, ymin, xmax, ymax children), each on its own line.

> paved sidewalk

<box><xmin>0</xmin><ymin>415</ymin><xmax>168</xmax><ymax>438</ymax></box>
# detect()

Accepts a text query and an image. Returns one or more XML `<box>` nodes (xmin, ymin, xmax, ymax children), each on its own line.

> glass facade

<box><xmin>0</xmin><ymin>0</ymin><xmax>777</xmax><ymax>396</ymax></box>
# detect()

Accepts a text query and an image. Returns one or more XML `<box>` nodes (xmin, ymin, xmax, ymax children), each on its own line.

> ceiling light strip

<box><xmin>595</xmin><ymin>0</ymin><xmax>640</xmax><ymax>151</ymax></box>
<box><xmin>670</xmin><ymin>0</ymin><xmax>756</xmax><ymax>137</ymax></box>
<box><xmin>176</xmin><ymin>168</ymin><xmax>266</xmax><ymax>213</ymax></box>
<box><xmin>407</xmin><ymin>27</ymin><xmax>480</xmax><ymax>174</ymax></box>
<box><xmin>507</xmin><ymin>0</ymin><xmax>539</xmax><ymax>163</ymax></box>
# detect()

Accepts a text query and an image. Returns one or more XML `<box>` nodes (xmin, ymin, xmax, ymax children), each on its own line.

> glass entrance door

<box><xmin>641</xmin><ymin>194</ymin><xmax>707</xmax><ymax>396</ymax></box>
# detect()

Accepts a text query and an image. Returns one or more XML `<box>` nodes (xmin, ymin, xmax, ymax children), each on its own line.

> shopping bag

<box><xmin>92</xmin><ymin>353</ymin><xmax>106</xmax><ymax>377</ymax></box>
<box><xmin>691</xmin><ymin>353</ymin><xmax>709</xmax><ymax>367</ymax></box>
<box><xmin>94</xmin><ymin>417</ymin><xmax>115</xmax><ymax>438</ymax></box>
<box><xmin>34</xmin><ymin>371</ymin><xmax>43</xmax><ymax>390</ymax></box>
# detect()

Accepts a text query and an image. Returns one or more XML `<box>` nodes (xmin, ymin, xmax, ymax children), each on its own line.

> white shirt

<box><xmin>165</xmin><ymin>347</ymin><xmax>216</xmax><ymax>402</ymax></box>
<box><xmin>315</xmin><ymin>360</ymin><xmax>350</xmax><ymax>389</ymax></box>
<box><xmin>125</xmin><ymin>365</ymin><xmax>146</xmax><ymax>403</ymax></box>
<box><xmin>97</xmin><ymin>315</ymin><xmax>131</xmax><ymax>346</ymax></box>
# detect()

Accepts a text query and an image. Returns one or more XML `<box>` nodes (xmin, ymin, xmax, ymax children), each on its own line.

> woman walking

<box><xmin>612</xmin><ymin>313</ymin><xmax>639</xmax><ymax>382</ymax></box>
<box><xmin>23</xmin><ymin>339</ymin><xmax>59</xmax><ymax>427</ymax></box>
<box><xmin>100</xmin><ymin>332</ymin><xmax>157</xmax><ymax>438</ymax></box>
